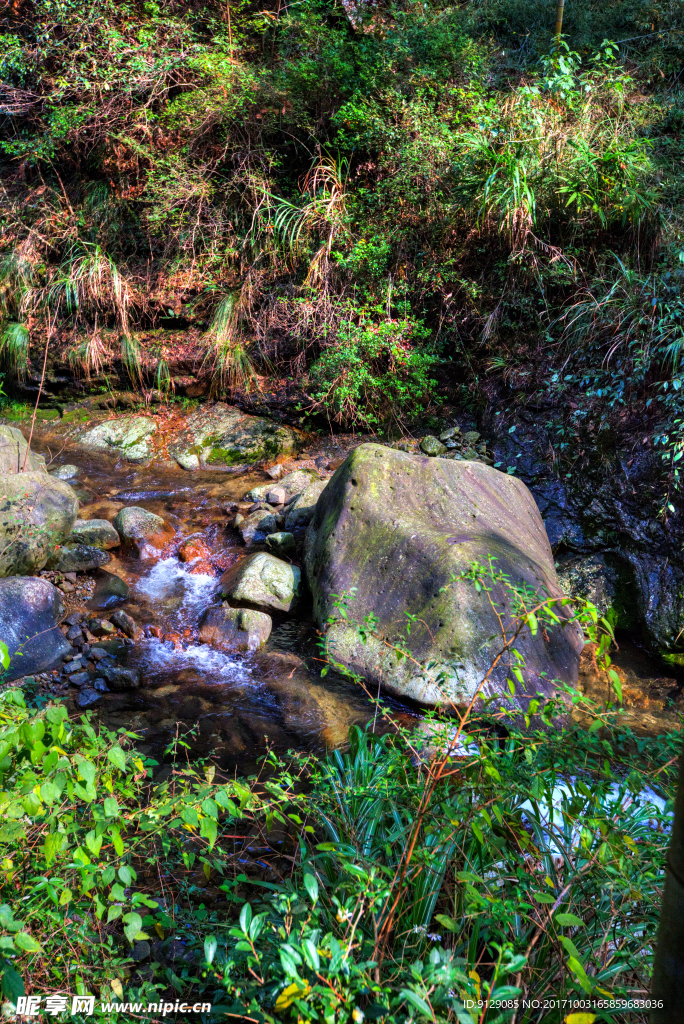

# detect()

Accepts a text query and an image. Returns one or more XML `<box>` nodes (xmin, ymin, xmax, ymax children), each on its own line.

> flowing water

<box><xmin>37</xmin><ymin>443</ymin><xmax>419</xmax><ymax>774</ymax></box>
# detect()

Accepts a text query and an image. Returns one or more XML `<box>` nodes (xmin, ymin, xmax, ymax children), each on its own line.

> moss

<box><xmin>208</xmin><ymin>446</ymin><xmax>262</xmax><ymax>465</ymax></box>
<box><xmin>661</xmin><ymin>652</ymin><xmax>684</xmax><ymax>667</ymax></box>
<box><xmin>61</xmin><ymin>410</ymin><xmax>91</xmax><ymax>424</ymax></box>
<box><xmin>35</xmin><ymin>409</ymin><xmax>60</xmax><ymax>421</ymax></box>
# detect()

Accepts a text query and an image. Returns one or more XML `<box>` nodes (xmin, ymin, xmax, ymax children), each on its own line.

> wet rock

<box><xmin>76</xmin><ymin>688</ymin><xmax>101</xmax><ymax>708</ymax></box>
<box><xmin>90</xmin><ymin>648</ymin><xmax>109</xmax><ymax>662</ymax></box>
<box><xmin>113</xmin><ymin>506</ymin><xmax>175</xmax><ymax>558</ymax></box>
<box><xmin>0</xmin><ymin>424</ymin><xmax>47</xmax><ymax>475</ymax></box>
<box><xmin>109</xmin><ymin>609</ymin><xmax>139</xmax><ymax>639</ymax></box>
<box><xmin>70</xmin><ymin>671</ymin><xmax>91</xmax><ymax>687</ymax></box>
<box><xmin>99</xmin><ymin>662</ymin><xmax>141</xmax><ymax>691</ymax></box>
<box><xmin>305</xmin><ymin>443</ymin><xmax>583</xmax><ymax>715</ymax></box>
<box><xmin>50</xmin><ymin>464</ymin><xmax>80</xmax><ymax>481</ymax></box>
<box><xmin>88</xmin><ymin>569</ymin><xmax>130</xmax><ymax>610</ymax></box>
<box><xmin>69</xmin><ymin>518</ymin><xmax>120</xmax><ymax>550</ymax></box>
<box><xmin>65</xmin><ymin>624</ymin><xmax>83</xmax><ymax>642</ymax></box>
<box><xmin>58</xmin><ymin>581</ymin><xmax>75</xmax><ymax>593</ymax></box>
<box><xmin>266</xmin><ymin>464</ymin><xmax>284</xmax><ymax>480</ymax></box>
<box><xmin>219</xmin><ymin>552</ymin><xmax>301</xmax><ymax>613</ymax></box>
<box><xmin>92</xmin><ymin>677</ymin><xmax>108</xmax><ymax>692</ymax></box>
<box><xmin>238</xmin><ymin>509</ymin><xmax>278</xmax><ymax>546</ymax></box>
<box><xmin>284</xmin><ymin>478</ymin><xmax>328</xmax><ymax>536</ymax></box>
<box><xmin>266</xmin><ymin>486</ymin><xmax>287</xmax><ymax>505</ymax></box>
<box><xmin>265</xmin><ymin>532</ymin><xmax>296</xmax><ymax>557</ymax></box>
<box><xmin>88</xmin><ymin>618</ymin><xmax>116</xmax><ymax>637</ymax></box>
<box><xmin>47</xmin><ymin>543</ymin><xmax>111</xmax><ymax>573</ymax></box>
<box><xmin>555</xmin><ymin>554</ymin><xmax>619</xmax><ymax>619</ymax></box>
<box><xmin>249</xmin><ymin>468</ymin><xmax>317</xmax><ymax>503</ymax></box>
<box><xmin>78</xmin><ymin>415</ymin><xmax>157</xmax><ymax>463</ymax></box>
<box><xmin>178</xmin><ymin>536</ymin><xmax>211</xmax><ymax>562</ymax></box>
<box><xmin>0</xmin><ymin>577</ymin><xmax>70</xmax><ymax>681</ymax></box>
<box><xmin>420</xmin><ymin>436</ymin><xmax>447</xmax><ymax>457</ymax></box>
<box><xmin>440</xmin><ymin>427</ymin><xmax>459</xmax><ymax>441</ymax></box>
<box><xmin>168</xmin><ymin>402</ymin><xmax>300</xmax><ymax>470</ymax></box>
<box><xmin>199</xmin><ymin>605</ymin><xmax>272</xmax><ymax>651</ymax></box>
<box><xmin>0</xmin><ymin>473</ymin><xmax>79</xmax><ymax>577</ymax></box>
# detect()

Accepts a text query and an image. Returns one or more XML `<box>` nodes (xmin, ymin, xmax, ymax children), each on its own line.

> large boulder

<box><xmin>0</xmin><ymin>424</ymin><xmax>46</xmax><ymax>475</ymax></box>
<box><xmin>78</xmin><ymin>415</ymin><xmax>157</xmax><ymax>463</ymax></box>
<box><xmin>219</xmin><ymin>553</ymin><xmax>301</xmax><ymax>613</ymax></box>
<box><xmin>113</xmin><ymin>506</ymin><xmax>175</xmax><ymax>558</ymax></box>
<box><xmin>168</xmin><ymin>402</ymin><xmax>300</xmax><ymax>470</ymax></box>
<box><xmin>285</xmin><ymin>478</ymin><xmax>328</xmax><ymax>536</ymax></box>
<box><xmin>0</xmin><ymin>577</ymin><xmax>70</xmax><ymax>681</ymax></box>
<box><xmin>0</xmin><ymin>473</ymin><xmax>79</xmax><ymax>577</ymax></box>
<box><xmin>304</xmin><ymin>444</ymin><xmax>583</xmax><ymax>715</ymax></box>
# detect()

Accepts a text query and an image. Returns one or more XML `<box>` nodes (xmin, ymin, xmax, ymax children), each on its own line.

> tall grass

<box><xmin>204</xmin><ymin>291</ymin><xmax>257</xmax><ymax>390</ymax></box>
<box><xmin>0</xmin><ymin>323</ymin><xmax>29</xmax><ymax>377</ymax></box>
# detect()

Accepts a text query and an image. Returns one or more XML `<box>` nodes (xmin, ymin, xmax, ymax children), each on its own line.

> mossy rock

<box><xmin>168</xmin><ymin>402</ymin><xmax>300</xmax><ymax>470</ymax></box>
<box><xmin>305</xmin><ymin>443</ymin><xmax>583</xmax><ymax>716</ymax></box>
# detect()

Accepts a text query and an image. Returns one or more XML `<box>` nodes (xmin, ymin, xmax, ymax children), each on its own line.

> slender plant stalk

<box><xmin>21</xmin><ymin>310</ymin><xmax>57</xmax><ymax>472</ymax></box>
<box><xmin>554</xmin><ymin>0</ymin><xmax>565</xmax><ymax>42</ymax></box>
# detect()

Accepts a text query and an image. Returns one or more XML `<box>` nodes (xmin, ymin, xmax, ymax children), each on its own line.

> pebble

<box><xmin>70</xmin><ymin>671</ymin><xmax>91</xmax><ymax>688</ymax></box>
<box><xmin>59</xmin><ymin>582</ymin><xmax>75</xmax><ymax>593</ymax></box>
<box><xmin>76</xmin><ymin>688</ymin><xmax>100</xmax><ymax>708</ymax></box>
<box><xmin>266</xmin><ymin>487</ymin><xmax>286</xmax><ymax>505</ymax></box>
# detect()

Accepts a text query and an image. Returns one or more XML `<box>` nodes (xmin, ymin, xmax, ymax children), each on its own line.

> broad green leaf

<box><xmin>200</xmin><ymin>816</ymin><xmax>217</xmax><ymax>849</ymax></box>
<box><xmin>43</xmin><ymin>832</ymin><xmax>64</xmax><ymax>865</ymax></box>
<box><xmin>85</xmin><ymin>830</ymin><xmax>102</xmax><ymax>857</ymax></box>
<box><xmin>0</xmin><ymin>641</ymin><xmax>9</xmax><ymax>671</ymax></box>
<box><xmin>400</xmin><ymin>989</ymin><xmax>433</xmax><ymax>1017</ymax></box>
<box><xmin>118</xmin><ymin>865</ymin><xmax>133</xmax><ymax>885</ymax></box>
<box><xmin>204</xmin><ymin>936</ymin><xmax>217</xmax><ymax>965</ymax></box>
<box><xmin>14</xmin><ymin>933</ymin><xmax>41</xmax><ymax>953</ymax></box>
<box><xmin>239</xmin><ymin>903</ymin><xmax>252</xmax><ymax>934</ymax></box>
<box><xmin>555</xmin><ymin>912</ymin><xmax>584</xmax><ymax>928</ymax></box>
<box><xmin>104</xmin><ymin>797</ymin><xmax>119</xmax><ymax>817</ymax></box>
<box><xmin>59</xmin><ymin>888</ymin><xmax>72</xmax><ymax>906</ymax></box>
<box><xmin>435</xmin><ymin>914</ymin><xmax>458</xmax><ymax>932</ymax></box>
<box><xmin>123</xmin><ymin>912</ymin><xmax>143</xmax><ymax>944</ymax></box>
<box><xmin>0</xmin><ymin>963</ymin><xmax>24</xmax><ymax>1002</ymax></box>
<box><xmin>107</xmin><ymin>746</ymin><xmax>126</xmax><ymax>771</ymax></box>
<box><xmin>39</xmin><ymin>781</ymin><xmax>59</xmax><ymax>805</ymax></box>
<box><xmin>77</xmin><ymin>760</ymin><xmax>96</xmax><ymax>786</ymax></box>
<box><xmin>107</xmin><ymin>905</ymin><xmax>122</xmax><ymax>923</ymax></box>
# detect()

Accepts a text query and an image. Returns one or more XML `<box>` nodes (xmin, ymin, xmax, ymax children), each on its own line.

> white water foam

<box><xmin>136</xmin><ymin>557</ymin><xmax>217</xmax><ymax>622</ymax></box>
<box><xmin>141</xmin><ymin>637</ymin><xmax>253</xmax><ymax>682</ymax></box>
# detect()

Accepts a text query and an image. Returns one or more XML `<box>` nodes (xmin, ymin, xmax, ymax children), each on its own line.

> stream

<box><xmin>36</xmin><ymin>443</ymin><xmax>419</xmax><ymax>774</ymax></box>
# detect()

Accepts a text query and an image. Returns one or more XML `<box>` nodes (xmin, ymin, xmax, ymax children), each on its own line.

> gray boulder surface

<box><xmin>219</xmin><ymin>553</ymin><xmax>301</xmax><ymax>613</ymax></box>
<box><xmin>78</xmin><ymin>415</ymin><xmax>157</xmax><ymax>463</ymax></box>
<box><xmin>0</xmin><ymin>424</ymin><xmax>47</xmax><ymax>475</ymax></box>
<box><xmin>304</xmin><ymin>443</ymin><xmax>583</xmax><ymax>715</ymax></box>
<box><xmin>0</xmin><ymin>577</ymin><xmax>70</xmax><ymax>681</ymax></box>
<box><xmin>69</xmin><ymin>518</ymin><xmax>120</xmax><ymax>550</ymax></box>
<box><xmin>199</xmin><ymin>605</ymin><xmax>272</xmax><ymax>651</ymax></box>
<box><xmin>47</xmin><ymin>543</ymin><xmax>111</xmax><ymax>573</ymax></box>
<box><xmin>284</xmin><ymin>478</ymin><xmax>328</xmax><ymax>535</ymax></box>
<box><xmin>0</xmin><ymin>473</ymin><xmax>79</xmax><ymax>577</ymax></box>
<box><xmin>167</xmin><ymin>402</ymin><xmax>299</xmax><ymax>470</ymax></box>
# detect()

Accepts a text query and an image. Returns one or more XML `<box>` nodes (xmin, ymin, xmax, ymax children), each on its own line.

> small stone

<box><xmin>177</xmin><ymin>537</ymin><xmax>211</xmax><ymax>563</ymax></box>
<box><xmin>48</xmin><ymin>544</ymin><xmax>111</xmax><ymax>573</ymax></box>
<box><xmin>99</xmin><ymin>663</ymin><xmax>140</xmax><ymax>691</ymax></box>
<box><xmin>50</xmin><ymin>464</ymin><xmax>80</xmax><ymax>480</ymax></box>
<box><xmin>219</xmin><ymin>552</ymin><xmax>301</xmax><ymax>613</ymax></box>
<box><xmin>63</xmin><ymin>659</ymin><xmax>83</xmax><ymax>675</ymax></box>
<box><xmin>109</xmin><ymin>609</ymin><xmax>139</xmax><ymax>639</ymax></box>
<box><xmin>265</xmin><ymin>532</ymin><xmax>296</xmax><ymax>557</ymax></box>
<box><xmin>76</xmin><ymin>688</ymin><xmax>100</xmax><ymax>708</ymax></box>
<box><xmin>464</xmin><ymin>430</ymin><xmax>481</xmax><ymax>443</ymax></box>
<box><xmin>131</xmin><ymin>940</ymin><xmax>151</xmax><ymax>962</ymax></box>
<box><xmin>90</xmin><ymin>648</ymin><xmax>108</xmax><ymax>661</ymax></box>
<box><xmin>92</xmin><ymin>677</ymin><xmax>108</xmax><ymax>692</ymax></box>
<box><xmin>266</xmin><ymin>486</ymin><xmax>286</xmax><ymax>505</ymax></box>
<box><xmin>199</xmin><ymin>605</ymin><xmax>272</xmax><ymax>652</ymax></box>
<box><xmin>64</xmin><ymin>611</ymin><xmax>84</xmax><ymax>626</ymax></box>
<box><xmin>64</xmin><ymin>573</ymin><xmax>77</xmax><ymax>583</ymax></box>
<box><xmin>233</xmin><ymin>513</ymin><xmax>245</xmax><ymax>528</ymax></box>
<box><xmin>419</xmin><ymin>436</ymin><xmax>447</xmax><ymax>457</ymax></box>
<box><xmin>88</xmin><ymin>618</ymin><xmax>116</xmax><ymax>637</ymax></box>
<box><xmin>70</xmin><ymin>671</ymin><xmax>91</xmax><ymax>688</ymax></box>
<box><xmin>238</xmin><ymin>509</ymin><xmax>278</xmax><ymax>546</ymax></box>
<box><xmin>266</xmin><ymin>464</ymin><xmax>284</xmax><ymax>480</ymax></box>
<box><xmin>113</xmin><ymin>506</ymin><xmax>175</xmax><ymax>558</ymax></box>
<box><xmin>88</xmin><ymin>569</ymin><xmax>130</xmax><ymax>610</ymax></box>
<box><xmin>66</xmin><ymin>625</ymin><xmax>84</xmax><ymax>643</ymax></box>
<box><xmin>58</xmin><ymin>581</ymin><xmax>75</xmax><ymax>593</ymax></box>
<box><xmin>439</xmin><ymin>427</ymin><xmax>459</xmax><ymax>441</ymax></box>
<box><xmin>69</xmin><ymin>519</ymin><xmax>121</xmax><ymax>550</ymax></box>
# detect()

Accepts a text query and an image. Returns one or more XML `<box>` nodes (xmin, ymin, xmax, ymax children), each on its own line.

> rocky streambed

<box><xmin>1</xmin><ymin>399</ymin><xmax>683</xmax><ymax>764</ymax></box>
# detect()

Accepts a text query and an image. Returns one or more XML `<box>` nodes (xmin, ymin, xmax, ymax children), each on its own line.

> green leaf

<box><xmin>204</xmin><ymin>936</ymin><xmax>217</xmax><ymax>965</ymax></box>
<box><xmin>118</xmin><ymin>865</ymin><xmax>133</xmax><ymax>885</ymax></box>
<box><xmin>471</xmin><ymin>822</ymin><xmax>484</xmax><ymax>844</ymax></box>
<box><xmin>1</xmin><ymin>963</ymin><xmax>25</xmax><ymax>1002</ymax></box>
<box><xmin>104</xmin><ymin>797</ymin><xmax>119</xmax><ymax>817</ymax></box>
<box><xmin>110</xmin><ymin>826</ymin><xmax>124</xmax><ymax>856</ymax></box>
<box><xmin>39</xmin><ymin>781</ymin><xmax>59</xmax><ymax>805</ymax></box>
<box><xmin>85</xmin><ymin>830</ymin><xmax>102</xmax><ymax>857</ymax></box>
<box><xmin>200</xmin><ymin>816</ymin><xmax>217</xmax><ymax>849</ymax></box>
<box><xmin>77</xmin><ymin>760</ymin><xmax>96</xmax><ymax>786</ymax></box>
<box><xmin>0</xmin><ymin>641</ymin><xmax>9</xmax><ymax>671</ymax></box>
<box><xmin>59</xmin><ymin>888</ymin><xmax>72</xmax><ymax>906</ymax></box>
<box><xmin>43</xmin><ymin>832</ymin><xmax>64</xmax><ymax>866</ymax></box>
<box><xmin>123</xmin><ymin>912</ymin><xmax>143</xmax><ymax>944</ymax></box>
<box><xmin>532</xmin><ymin>893</ymin><xmax>556</xmax><ymax>904</ymax></box>
<box><xmin>107</xmin><ymin>905</ymin><xmax>123</xmax><ymax>923</ymax></box>
<box><xmin>555</xmin><ymin>912</ymin><xmax>584</xmax><ymax>927</ymax></box>
<box><xmin>14</xmin><ymin>933</ymin><xmax>41</xmax><ymax>953</ymax></box>
<box><xmin>400</xmin><ymin>989</ymin><xmax>433</xmax><ymax>1017</ymax></box>
<box><xmin>303</xmin><ymin>872</ymin><xmax>319</xmax><ymax>904</ymax></box>
<box><xmin>180</xmin><ymin>806</ymin><xmax>199</xmax><ymax>828</ymax></box>
<box><xmin>107</xmin><ymin>746</ymin><xmax>126</xmax><ymax>771</ymax></box>
<box><xmin>239</xmin><ymin>903</ymin><xmax>252</xmax><ymax>934</ymax></box>
<box><xmin>567</xmin><ymin>956</ymin><xmax>592</xmax><ymax>994</ymax></box>
<box><xmin>435</xmin><ymin>914</ymin><xmax>458</xmax><ymax>931</ymax></box>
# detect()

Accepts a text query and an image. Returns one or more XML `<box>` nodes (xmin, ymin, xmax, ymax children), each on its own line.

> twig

<box><xmin>22</xmin><ymin>308</ymin><xmax>58</xmax><ymax>472</ymax></box>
